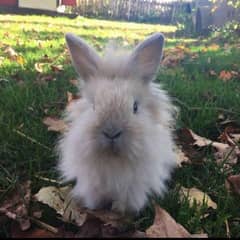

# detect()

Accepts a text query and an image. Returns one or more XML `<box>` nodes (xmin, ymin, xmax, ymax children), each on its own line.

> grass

<box><xmin>0</xmin><ymin>14</ymin><xmax>240</xmax><ymax>237</ymax></box>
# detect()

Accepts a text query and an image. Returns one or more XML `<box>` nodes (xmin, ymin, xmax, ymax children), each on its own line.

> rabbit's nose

<box><xmin>102</xmin><ymin>129</ymin><xmax>122</xmax><ymax>140</ymax></box>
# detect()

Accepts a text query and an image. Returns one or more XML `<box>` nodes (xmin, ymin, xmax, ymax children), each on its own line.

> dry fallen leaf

<box><xmin>67</xmin><ymin>91</ymin><xmax>80</xmax><ymax>104</ymax></box>
<box><xmin>11</xmin><ymin>221</ymin><xmax>58</xmax><ymax>238</ymax></box>
<box><xmin>230</xmin><ymin>70</ymin><xmax>239</xmax><ymax>76</ymax></box>
<box><xmin>225</xmin><ymin>175</ymin><xmax>240</xmax><ymax>195</ymax></box>
<box><xmin>34</xmin><ymin>185</ymin><xmax>87</xmax><ymax>227</ymax></box>
<box><xmin>4</xmin><ymin>46</ymin><xmax>18</xmax><ymax>60</ymax></box>
<box><xmin>161</xmin><ymin>46</ymin><xmax>189</xmax><ymax>67</ymax></box>
<box><xmin>177</xmin><ymin>128</ymin><xmax>239</xmax><ymax>168</ymax></box>
<box><xmin>179</xmin><ymin>186</ymin><xmax>217</xmax><ymax>210</ymax></box>
<box><xmin>4</xmin><ymin>46</ymin><xmax>25</xmax><ymax>65</ymax></box>
<box><xmin>0</xmin><ymin>181</ymin><xmax>31</xmax><ymax>231</ymax></box>
<box><xmin>174</xmin><ymin>145</ymin><xmax>191</xmax><ymax>167</ymax></box>
<box><xmin>43</xmin><ymin>117</ymin><xmax>68</xmax><ymax>133</ymax></box>
<box><xmin>33</xmin><ymin>185</ymin><xmax>139</xmax><ymax>238</ymax></box>
<box><xmin>69</xmin><ymin>79</ymin><xmax>78</xmax><ymax>86</ymax></box>
<box><xmin>51</xmin><ymin>64</ymin><xmax>63</xmax><ymax>73</ymax></box>
<box><xmin>202</xmin><ymin>44</ymin><xmax>220</xmax><ymax>52</ymax></box>
<box><xmin>219</xmin><ymin>70</ymin><xmax>232</xmax><ymax>82</ymax></box>
<box><xmin>146</xmin><ymin>205</ymin><xmax>191</xmax><ymax>238</ymax></box>
<box><xmin>34</xmin><ymin>62</ymin><xmax>45</xmax><ymax>73</ymax></box>
<box><xmin>16</xmin><ymin>55</ymin><xmax>25</xmax><ymax>65</ymax></box>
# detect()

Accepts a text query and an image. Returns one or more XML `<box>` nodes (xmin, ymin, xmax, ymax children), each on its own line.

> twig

<box><xmin>34</xmin><ymin>174</ymin><xmax>76</xmax><ymax>188</ymax></box>
<box><xmin>34</xmin><ymin>174</ymin><xmax>61</xmax><ymax>185</ymax></box>
<box><xmin>225</xmin><ymin>219</ymin><xmax>231</xmax><ymax>238</ymax></box>
<box><xmin>174</xmin><ymin>98</ymin><xmax>240</xmax><ymax>115</ymax></box>
<box><xmin>13</xmin><ymin>129</ymin><xmax>51</xmax><ymax>151</ymax></box>
<box><xmin>30</xmin><ymin>217</ymin><xmax>59</xmax><ymax>234</ymax></box>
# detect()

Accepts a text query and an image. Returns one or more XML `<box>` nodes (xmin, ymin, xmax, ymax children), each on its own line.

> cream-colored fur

<box><xmin>57</xmin><ymin>33</ymin><xmax>177</xmax><ymax>213</ymax></box>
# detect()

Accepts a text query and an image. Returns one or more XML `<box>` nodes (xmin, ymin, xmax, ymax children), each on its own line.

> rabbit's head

<box><xmin>65</xmin><ymin>33</ymin><xmax>170</xmax><ymax>160</ymax></box>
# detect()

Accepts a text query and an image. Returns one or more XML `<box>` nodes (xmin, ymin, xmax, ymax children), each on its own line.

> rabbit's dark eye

<box><xmin>133</xmin><ymin>101</ymin><xmax>138</xmax><ymax>114</ymax></box>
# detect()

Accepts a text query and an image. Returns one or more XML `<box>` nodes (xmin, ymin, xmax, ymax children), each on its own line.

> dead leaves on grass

<box><xmin>225</xmin><ymin>175</ymin><xmax>240</xmax><ymax>196</ymax></box>
<box><xmin>146</xmin><ymin>206</ymin><xmax>191</xmax><ymax>237</ymax></box>
<box><xmin>3</xmin><ymin>46</ymin><xmax>25</xmax><ymax>65</ymax></box>
<box><xmin>218</xmin><ymin>70</ymin><xmax>239</xmax><ymax>82</ymax></box>
<box><xmin>176</xmin><ymin>126</ymin><xmax>240</xmax><ymax>169</ymax></box>
<box><xmin>42</xmin><ymin>117</ymin><xmax>68</xmax><ymax>133</ymax></box>
<box><xmin>176</xmin><ymin>123</ymin><xmax>240</xmax><ymax>207</ymax></box>
<box><xmin>33</xmin><ymin>184</ymin><xmax>205</xmax><ymax>238</ymax></box>
<box><xmin>179</xmin><ymin>187</ymin><xmax>217</xmax><ymax>210</ymax></box>
<box><xmin>0</xmin><ymin>181</ymin><xmax>31</xmax><ymax>231</ymax></box>
<box><xmin>161</xmin><ymin>45</ymin><xmax>191</xmax><ymax>67</ymax></box>
<box><xmin>1</xmin><ymin>181</ymin><xmax>199</xmax><ymax>238</ymax></box>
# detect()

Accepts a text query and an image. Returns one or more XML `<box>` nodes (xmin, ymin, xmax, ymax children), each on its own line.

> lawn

<box><xmin>0</xmin><ymin>14</ymin><xmax>240</xmax><ymax>237</ymax></box>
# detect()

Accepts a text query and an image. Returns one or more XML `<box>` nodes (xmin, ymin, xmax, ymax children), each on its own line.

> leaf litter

<box><xmin>0</xmin><ymin>181</ymin><xmax>31</xmax><ymax>231</ymax></box>
<box><xmin>176</xmin><ymin>127</ymin><xmax>240</xmax><ymax>169</ymax></box>
<box><xmin>179</xmin><ymin>187</ymin><xmax>217</xmax><ymax>210</ymax></box>
<box><xmin>1</xmin><ymin>181</ymin><xmax>209</xmax><ymax>238</ymax></box>
<box><xmin>42</xmin><ymin>117</ymin><xmax>68</xmax><ymax>133</ymax></box>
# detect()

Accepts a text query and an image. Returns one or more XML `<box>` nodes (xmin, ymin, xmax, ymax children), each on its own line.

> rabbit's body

<box><xmin>58</xmin><ymin>33</ymin><xmax>177</xmax><ymax>213</ymax></box>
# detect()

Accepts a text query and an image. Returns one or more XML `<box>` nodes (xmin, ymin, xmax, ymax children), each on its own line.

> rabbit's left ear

<box><xmin>65</xmin><ymin>33</ymin><xmax>101</xmax><ymax>80</ymax></box>
<box><xmin>127</xmin><ymin>33</ymin><xmax>164</xmax><ymax>83</ymax></box>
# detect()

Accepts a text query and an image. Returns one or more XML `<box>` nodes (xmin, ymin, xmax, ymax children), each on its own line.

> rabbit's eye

<box><xmin>133</xmin><ymin>101</ymin><xmax>138</xmax><ymax>114</ymax></box>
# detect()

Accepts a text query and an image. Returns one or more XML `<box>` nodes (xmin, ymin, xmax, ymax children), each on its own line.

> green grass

<box><xmin>0</xmin><ymin>14</ymin><xmax>240</xmax><ymax>237</ymax></box>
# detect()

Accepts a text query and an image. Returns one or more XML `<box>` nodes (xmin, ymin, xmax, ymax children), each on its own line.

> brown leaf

<box><xmin>202</xmin><ymin>44</ymin><xmax>220</xmax><ymax>52</ymax></box>
<box><xmin>4</xmin><ymin>46</ymin><xmax>18</xmax><ymax>60</ymax></box>
<box><xmin>11</xmin><ymin>221</ymin><xmax>57</xmax><ymax>238</ymax></box>
<box><xmin>214</xmin><ymin>146</ymin><xmax>239</xmax><ymax>167</ymax></box>
<box><xmin>36</xmin><ymin>74</ymin><xmax>56</xmax><ymax>84</ymax></box>
<box><xmin>175</xmin><ymin>128</ymin><xmax>207</xmax><ymax>165</ymax></box>
<box><xmin>0</xmin><ymin>181</ymin><xmax>31</xmax><ymax>231</ymax></box>
<box><xmin>51</xmin><ymin>64</ymin><xmax>63</xmax><ymax>73</ymax></box>
<box><xmin>4</xmin><ymin>46</ymin><xmax>25</xmax><ymax>65</ymax></box>
<box><xmin>43</xmin><ymin>117</ymin><xmax>68</xmax><ymax>133</ymax></box>
<box><xmin>34</xmin><ymin>185</ymin><xmax>87</xmax><ymax>227</ymax></box>
<box><xmin>219</xmin><ymin>70</ymin><xmax>232</xmax><ymax>82</ymax></box>
<box><xmin>69</xmin><ymin>79</ymin><xmax>78</xmax><ymax>86</ymax></box>
<box><xmin>33</xmin><ymin>185</ymin><xmax>140</xmax><ymax>237</ymax></box>
<box><xmin>67</xmin><ymin>91</ymin><xmax>80</xmax><ymax>104</ymax></box>
<box><xmin>218</xmin><ymin>125</ymin><xmax>240</xmax><ymax>145</ymax></box>
<box><xmin>161</xmin><ymin>47</ymin><xmax>187</xmax><ymax>67</ymax></box>
<box><xmin>174</xmin><ymin>145</ymin><xmax>191</xmax><ymax>167</ymax></box>
<box><xmin>231</xmin><ymin>134</ymin><xmax>240</xmax><ymax>143</ymax></box>
<box><xmin>176</xmin><ymin>128</ymin><xmax>239</xmax><ymax>168</ymax></box>
<box><xmin>231</xmin><ymin>70</ymin><xmax>239</xmax><ymax>76</ymax></box>
<box><xmin>34</xmin><ymin>62</ymin><xmax>45</xmax><ymax>73</ymax></box>
<box><xmin>179</xmin><ymin>187</ymin><xmax>217</xmax><ymax>210</ymax></box>
<box><xmin>225</xmin><ymin>175</ymin><xmax>240</xmax><ymax>195</ymax></box>
<box><xmin>146</xmin><ymin>206</ymin><xmax>191</xmax><ymax>238</ymax></box>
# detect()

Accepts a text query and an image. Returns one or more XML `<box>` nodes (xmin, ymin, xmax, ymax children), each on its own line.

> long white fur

<box><xmin>57</xmin><ymin>33</ymin><xmax>177</xmax><ymax>213</ymax></box>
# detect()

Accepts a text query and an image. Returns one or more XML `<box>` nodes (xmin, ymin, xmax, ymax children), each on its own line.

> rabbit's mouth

<box><xmin>101</xmin><ymin>139</ymin><xmax>123</xmax><ymax>155</ymax></box>
<box><xmin>98</xmin><ymin>132</ymin><xmax>125</xmax><ymax>156</ymax></box>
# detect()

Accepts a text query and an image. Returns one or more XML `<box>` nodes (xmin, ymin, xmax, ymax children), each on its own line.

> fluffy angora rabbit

<box><xmin>58</xmin><ymin>32</ymin><xmax>177</xmax><ymax>213</ymax></box>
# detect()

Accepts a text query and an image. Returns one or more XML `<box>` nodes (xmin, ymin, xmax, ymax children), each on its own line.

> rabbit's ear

<box><xmin>65</xmin><ymin>33</ymin><xmax>101</xmax><ymax>80</ymax></box>
<box><xmin>128</xmin><ymin>33</ymin><xmax>164</xmax><ymax>83</ymax></box>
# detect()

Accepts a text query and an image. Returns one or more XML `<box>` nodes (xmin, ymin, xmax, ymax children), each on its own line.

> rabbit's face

<box><xmin>65</xmin><ymin>33</ymin><xmax>165</xmax><ymax>157</ymax></box>
<box><xmin>85</xmin><ymin>78</ymin><xmax>148</xmax><ymax>156</ymax></box>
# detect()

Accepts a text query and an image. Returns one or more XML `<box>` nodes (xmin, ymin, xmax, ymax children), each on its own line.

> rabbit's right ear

<box><xmin>65</xmin><ymin>33</ymin><xmax>101</xmax><ymax>80</ymax></box>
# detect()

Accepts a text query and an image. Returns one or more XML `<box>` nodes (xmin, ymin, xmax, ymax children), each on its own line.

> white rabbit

<box><xmin>57</xmin><ymin>33</ymin><xmax>177</xmax><ymax>214</ymax></box>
